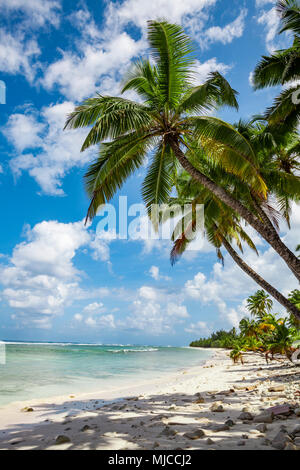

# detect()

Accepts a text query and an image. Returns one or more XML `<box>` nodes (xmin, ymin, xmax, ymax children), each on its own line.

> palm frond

<box><xmin>277</xmin><ymin>0</ymin><xmax>300</xmax><ymax>35</ymax></box>
<box><xmin>147</xmin><ymin>20</ymin><xmax>195</xmax><ymax>109</ymax></box>
<box><xmin>142</xmin><ymin>141</ymin><xmax>175</xmax><ymax>212</ymax></box>
<box><xmin>85</xmin><ymin>132</ymin><xmax>155</xmax><ymax>221</ymax></box>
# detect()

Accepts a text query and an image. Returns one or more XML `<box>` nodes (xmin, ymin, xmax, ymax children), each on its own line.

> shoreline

<box><xmin>0</xmin><ymin>348</ymin><xmax>299</xmax><ymax>450</ymax></box>
<box><xmin>0</xmin><ymin>346</ymin><xmax>215</xmax><ymax>412</ymax></box>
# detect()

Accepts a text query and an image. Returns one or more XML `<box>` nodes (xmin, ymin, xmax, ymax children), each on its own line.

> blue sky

<box><xmin>0</xmin><ymin>0</ymin><xmax>299</xmax><ymax>345</ymax></box>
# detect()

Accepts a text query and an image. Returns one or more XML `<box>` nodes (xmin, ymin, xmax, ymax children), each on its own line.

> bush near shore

<box><xmin>190</xmin><ymin>290</ymin><xmax>300</xmax><ymax>364</ymax></box>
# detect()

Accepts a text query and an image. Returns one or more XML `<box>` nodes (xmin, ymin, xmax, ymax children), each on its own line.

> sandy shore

<box><xmin>0</xmin><ymin>348</ymin><xmax>300</xmax><ymax>450</ymax></box>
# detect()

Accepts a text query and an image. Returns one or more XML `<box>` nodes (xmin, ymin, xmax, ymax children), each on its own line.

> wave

<box><xmin>107</xmin><ymin>348</ymin><xmax>159</xmax><ymax>353</ymax></box>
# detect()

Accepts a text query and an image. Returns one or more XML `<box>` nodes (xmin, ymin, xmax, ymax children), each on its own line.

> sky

<box><xmin>0</xmin><ymin>0</ymin><xmax>299</xmax><ymax>346</ymax></box>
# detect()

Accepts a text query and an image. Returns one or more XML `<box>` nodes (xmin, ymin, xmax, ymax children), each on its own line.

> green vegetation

<box><xmin>190</xmin><ymin>290</ymin><xmax>300</xmax><ymax>364</ymax></box>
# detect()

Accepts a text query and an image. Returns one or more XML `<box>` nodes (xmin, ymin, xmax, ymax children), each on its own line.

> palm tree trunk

<box><xmin>169</xmin><ymin>138</ymin><xmax>300</xmax><ymax>282</ymax></box>
<box><xmin>221</xmin><ymin>235</ymin><xmax>300</xmax><ymax>322</ymax></box>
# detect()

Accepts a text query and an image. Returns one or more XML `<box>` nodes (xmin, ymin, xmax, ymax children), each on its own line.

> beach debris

<box><xmin>55</xmin><ymin>435</ymin><xmax>71</xmax><ymax>445</ymax></box>
<box><xmin>225</xmin><ymin>419</ymin><xmax>235</xmax><ymax>427</ymax></box>
<box><xmin>206</xmin><ymin>438</ymin><xmax>214</xmax><ymax>445</ymax></box>
<box><xmin>237</xmin><ymin>411</ymin><xmax>253</xmax><ymax>421</ymax></box>
<box><xmin>80</xmin><ymin>425</ymin><xmax>91</xmax><ymax>432</ymax></box>
<box><xmin>271</xmin><ymin>430</ymin><xmax>292</xmax><ymax>450</ymax></box>
<box><xmin>267</xmin><ymin>404</ymin><xmax>291</xmax><ymax>416</ymax></box>
<box><xmin>194</xmin><ymin>393</ymin><xmax>205</xmax><ymax>403</ymax></box>
<box><xmin>261</xmin><ymin>438</ymin><xmax>271</xmax><ymax>446</ymax></box>
<box><xmin>253</xmin><ymin>412</ymin><xmax>273</xmax><ymax>423</ymax></box>
<box><xmin>241</xmin><ymin>434</ymin><xmax>248</xmax><ymax>439</ymax></box>
<box><xmin>20</xmin><ymin>407</ymin><xmax>34</xmax><ymax>412</ymax></box>
<box><xmin>291</xmin><ymin>425</ymin><xmax>300</xmax><ymax>437</ymax></box>
<box><xmin>268</xmin><ymin>385</ymin><xmax>285</xmax><ymax>392</ymax></box>
<box><xmin>159</xmin><ymin>426</ymin><xmax>177</xmax><ymax>437</ymax></box>
<box><xmin>210</xmin><ymin>402</ymin><xmax>225</xmax><ymax>412</ymax></box>
<box><xmin>212</xmin><ymin>424</ymin><xmax>230</xmax><ymax>432</ymax></box>
<box><xmin>294</xmin><ymin>408</ymin><xmax>300</xmax><ymax>417</ymax></box>
<box><xmin>237</xmin><ymin>440</ymin><xmax>246</xmax><ymax>446</ymax></box>
<box><xmin>255</xmin><ymin>423</ymin><xmax>267</xmax><ymax>433</ymax></box>
<box><xmin>183</xmin><ymin>429</ymin><xmax>205</xmax><ymax>440</ymax></box>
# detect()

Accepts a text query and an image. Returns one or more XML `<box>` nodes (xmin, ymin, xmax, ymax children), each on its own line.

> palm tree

<box><xmin>166</xmin><ymin>174</ymin><xmax>300</xmax><ymax>319</ymax></box>
<box><xmin>239</xmin><ymin>317</ymin><xmax>259</xmax><ymax>339</ymax></box>
<box><xmin>65</xmin><ymin>20</ymin><xmax>300</xmax><ymax>280</ymax></box>
<box><xmin>252</xmin><ymin>0</ymin><xmax>300</xmax><ymax>129</ymax></box>
<box><xmin>247</xmin><ymin>290</ymin><xmax>273</xmax><ymax>320</ymax></box>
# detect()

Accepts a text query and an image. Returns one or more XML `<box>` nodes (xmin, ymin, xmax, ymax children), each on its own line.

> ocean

<box><xmin>0</xmin><ymin>342</ymin><xmax>212</xmax><ymax>407</ymax></box>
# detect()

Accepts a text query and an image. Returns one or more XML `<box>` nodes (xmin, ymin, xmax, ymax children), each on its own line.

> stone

<box><xmin>255</xmin><ymin>423</ymin><xmax>267</xmax><ymax>433</ymax></box>
<box><xmin>194</xmin><ymin>393</ymin><xmax>205</xmax><ymax>403</ymax></box>
<box><xmin>294</xmin><ymin>408</ymin><xmax>300</xmax><ymax>417</ymax></box>
<box><xmin>80</xmin><ymin>425</ymin><xmax>91</xmax><ymax>432</ymax></box>
<box><xmin>206</xmin><ymin>438</ymin><xmax>214</xmax><ymax>445</ymax></box>
<box><xmin>210</xmin><ymin>403</ymin><xmax>225</xmax><ymax>412</ymax></box>
<box><xmin>241</xmin><ymin>434</ymin><xmax>248</xmax><ymax>439</ymax></box>
<box><xmin>20</xmin><ymin>407</ymin><xmax>34</xmax><ymax>412</ymax></box>
<box><xmin>55</xmin><ymin>435</ymin><xmax>71</xmax><ymax>445</ymax></box>
<box><xmin>268</xmin><ymin>385</ymin><xmax>285</xmax><ymax>392</ymax></box>
<box><xmin>291</xmin><ymin>425</ymin><xmax>300</xmax><ymax>437</ymax></box>
<box><xmin>261</xmin><ymin>438</ymin><xmax>271</xmax><ymax>446</ymax></box>
<box><xmin>285</xmin><ymin>442</ymin><xmax>297</xmax><ymax>451</ymax></box>
<box><xmin>183</xmin><ymin>429</ymin><xmax>205</xmax><ymax>440</ymax></box>
<box><xmin>271</xmin><ymin>431</ymin><xmax>291</xmax><ymax>450</ymax></box>
<box><xmin>238</xmin><ymin>412</ymin><xmax>253</xmax><ymax>421</ymax></box>
<box><xmin>212</xmin><ymin>424</ymin><xmax>230</xmax><ymax>432</ymax></box>
<box><xmin>225</xmin><ymin>419</ymin><xmax>235</xmax><ymax>427</ymax></box>
<box><xmin>159</xmin><ymin>426</ymin><xmax>177</xmax><ymax>437</ymax></box>
<box><xmin>237</xmin><ymin>440</ymin><xmax>246</xmax><ymax>446</ymax></box>
<box><xmin>253</xmin><ymin>412</ymin><xmax>273</xmax><ymax>423</ymax></box>
<box><xmin>268</xmin><ymin>404</ymin><xmax>291</xmax><ymax>416</ymax></box>
<box><xmin>294</xmin><ymin>437</ymin><xmax>300</xmax><ymax>446</ymax></box>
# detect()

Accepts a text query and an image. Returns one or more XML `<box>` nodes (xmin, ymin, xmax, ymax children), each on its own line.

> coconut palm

<box><xmin>252</xmin><ymin>0</ymin><xmax>300</xmax><ymax>129</ymax></box>
<box><xmin>239</xmin><ymin>318</ymin><xmax>259</xmax><ymax>339</ymax></box>
<box><xmin>164</xmin><ymin>168</ymin><xmax>300</xmax><ymax>319</ymax></box>
<box><xmin>65</xmin><ymin>20</ymin><xmax>300</xmax><ymax>280</ymax></box>
<box><xmin>247</xmin><ymin>290</ymin><xmax>273</xmax><ymax>320</ymax></box>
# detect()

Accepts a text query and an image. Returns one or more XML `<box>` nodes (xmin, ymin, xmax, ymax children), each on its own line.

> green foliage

<box><xmin>190</xmin><ymin>289</ymin><xmax>300</xmax><ymax>364</ymax></box>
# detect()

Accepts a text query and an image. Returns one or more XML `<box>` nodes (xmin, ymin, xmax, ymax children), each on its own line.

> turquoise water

<box><xmin>0</xmin><ymin>343</ymin><xmax>212</xmax><ymax>407</ymax></box>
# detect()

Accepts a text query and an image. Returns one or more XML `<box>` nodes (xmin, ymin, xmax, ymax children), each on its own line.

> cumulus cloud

<box><xmin>0</xmin><ymin>0</ymin><xmax>61</xmax><ymax>27</ymax></box>
<box><xmin>123</xmin><ymin>285</ymin><xmax>189</xmax><ymax>335</ymax></box>
<box><xmin>3</xmin><ymin>102</ymin><xmax>95</xmax><ymax>195</ymax></box>
<box><xmin>203</xmin><ymin>9</ymin><xmax>247</xmax><ymax>47</ymax></box>
<box><xmin>149</xmin><ymin>265</ymin><xmax>170</xmax><ymax>281</ymax></box>
<box><xmin>0</xmin><ymin>219</ymin><xmax>113</xmax><ymax>328</ymax></box>
<box><xmin>0</xmin><ymin>29</ymin><xmax>40</xmax><ymax>82</ymax></box>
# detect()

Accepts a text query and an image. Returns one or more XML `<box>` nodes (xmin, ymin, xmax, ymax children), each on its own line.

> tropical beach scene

<box><xmin>0</xmin><ymin>0</ymin><xmax>299</xmax><ymax>454</ymax></box>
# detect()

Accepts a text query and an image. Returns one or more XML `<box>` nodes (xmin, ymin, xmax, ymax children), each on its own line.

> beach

<box><xmin>0</xmin><ymin>348</ymin><xmax>299</xmax><ymax>450</ymax></box>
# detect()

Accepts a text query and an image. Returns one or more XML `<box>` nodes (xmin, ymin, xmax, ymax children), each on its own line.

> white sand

<box><xmin>0</xmin><ymin>349</ymin><xmax>299</xmax><ymax>450</ymax></box>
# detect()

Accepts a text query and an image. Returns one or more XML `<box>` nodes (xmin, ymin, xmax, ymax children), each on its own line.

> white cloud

<box><xmin>194</xmin><ymin>58</ymin><xmax>232</xmax><ymax>84</ymax></box>
<box><xmin>203</xmin><ymin>9</ymin><xmax>247</xmax><ymax>46</ymax></box>
<box><xmin>0</xmin><ymin>219</ymin><xmax>114</xmax><ymax>327</ymax></box>
<box><xmin>183</xmin><ymin>204</ymin><xmax>300</xmax><ymax>327</ymax></box>
<box><xmin>185</xmin><ymin>320</ymin><xmax>210</xmax><ymax>335</ymax></box>
<box><xmin>123</xmin><ymin>285</ymin><xmax>189</xmax><ymax>335</ymax></box>
<box><xmin>0</xmin><ymin>29</ymin><xmax>40</xmax><ymax>82</ymax></box>
<box><xmin>3</xmin><ymin>102</ymin><xmax>95</xmax><ymax>195</ymax></box>
<box><xmin>0</xmin><ymin>0</ymin><xmax>61</xmax><ymax>27</ymax></box>
<box><xmin>149</xmin><ymin>265</ymin><xmax>171</xmax><ymax>281</ymax></box>
<box><xmin>257</xmin><ymin>7</ymin><xmax>280</xmax><ymax>53</ymax></box>
<box><xmin>83</xmin><ymin>302</ymin><xmax>105</xmax><ymax>314</ymax></box>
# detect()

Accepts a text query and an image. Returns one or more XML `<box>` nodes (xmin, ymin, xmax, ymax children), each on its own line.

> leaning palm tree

<box><xmin>64</xmin><ymin>20</ymin><xmax>300</xmax><ymax>280</ymax></box>
<box><xmin>252</xmin><ymin>0</ymin><xmax>300</xmax><ymax>129</ymax></box>
<box><xmin>164</xmin><ymin>172</ymin><xmax>300</xmax><ymax>319</ymax></box>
